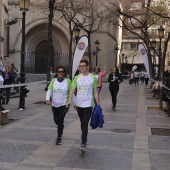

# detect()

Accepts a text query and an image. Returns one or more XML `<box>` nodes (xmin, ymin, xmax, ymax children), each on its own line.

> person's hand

<box><xmin>46</xmin><ymin>100</ymin><xmax>51</xmax><ymax>105</ymax></box>
<box><xmin>104</xmin><ymin>65</ymin><xmax>107</xmax><ymax>70</ymax></box>
<box><xmin>66</xmin><ymin>101</ymin><xmax>71</xmax><ymax>108</ymax></box>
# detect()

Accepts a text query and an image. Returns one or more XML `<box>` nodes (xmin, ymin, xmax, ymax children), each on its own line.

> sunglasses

<box><xmin>95</xmin><ymin>68</ymin><xmax>99</xmax><ymax>70</ymax></box>
<box><xmin>57</xmin><ymin>71</ymin><xmax>65</xmax><ymax>73</ymax></box>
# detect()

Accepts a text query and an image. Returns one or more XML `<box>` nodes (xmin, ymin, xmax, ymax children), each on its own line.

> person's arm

<box><xmin>66</xmin><ymin>86</ymin><xmax>76</xmax><ymax>108</ymax></box>
<box><xmin>94</xmin><ymin>87</ymin><xmax>100</xmax><ymax>105</ymax></box>
<box><xmin>46</xmin><ymin>79</ymin><xmax>55</xmax><ymax>105</ymax></box>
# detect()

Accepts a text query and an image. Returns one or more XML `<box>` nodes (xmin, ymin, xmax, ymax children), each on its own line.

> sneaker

<box><xmin>80</xmin><ymin>144</ymin><xmax>86</xmax><ymax>155</ymax></box>
<box><xmin>56</xmin><ymin>137</ymin><xmax>62</xmax><ymax>145</ymax></box>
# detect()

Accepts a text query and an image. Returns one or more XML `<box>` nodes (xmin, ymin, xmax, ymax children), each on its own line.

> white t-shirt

<box><xmin>46</xmin><ymin>78</ymin><xmax>71</xmax><ymax>107</ymax></box>
<box><xmin>134</xmin><ymin>71</ymin><xmax>139</xmax><ymax>77</ymax></box>
<box><xmin>72</xmin><ymin>73</ymin><xmax>98</xmax><ymax>107</ymax></box>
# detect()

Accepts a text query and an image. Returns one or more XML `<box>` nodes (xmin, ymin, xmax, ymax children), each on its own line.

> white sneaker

<box><xmin>80</xmin><ymin>146</ymin><xmax>86</xmax><ymax>155</ymax></box>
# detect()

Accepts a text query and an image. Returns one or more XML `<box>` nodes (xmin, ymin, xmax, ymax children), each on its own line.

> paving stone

<box><xmin>150</xmin><ymin>153</ymin><xmax>170</xmax><ymax>170</ymax></box>
<box><xmin>149</xmin><ymin>136</ymin><xmax>170</xmax><ymax>150</ymax></box>
<box><xmin>0</xmin><ymin>128</ymin><xmax>54</xmax><ymax>142</ymax></box>
<box><xmin>0</xmin><ymin>142</ymin><xmax>38</xmax><ymax>163</ymax></box>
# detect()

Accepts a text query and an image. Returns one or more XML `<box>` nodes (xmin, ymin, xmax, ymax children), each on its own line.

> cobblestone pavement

<box><xmin>0</xmin><ymin>80</ymin><xmax>170</xmax><ymax>170</ymax></box>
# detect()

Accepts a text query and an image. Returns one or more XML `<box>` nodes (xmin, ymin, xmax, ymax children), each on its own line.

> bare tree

<box><xmin>107</xmin><ymin>0</ymin><xmax>170</xmax><ymax>80</ymax></box>
<box><xmin>55</xmin><ymin>0</ymin><xmax>83</xmax><ymax>79</ymax></box>
<box><xmin>73</xmin><ymin>0</ymin><xmax>109</xmax><ymax>69</ymax></box>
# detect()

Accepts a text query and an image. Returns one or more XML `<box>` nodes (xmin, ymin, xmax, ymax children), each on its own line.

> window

<box><xmin>130</xmin><ymin>43</ymin><xmax>137</xmax><ymax>50</ymax></box>
<box><xmin>129</xmin><ymin>2</ymin><xmax>142</xmax><ymax>10</ymax></box>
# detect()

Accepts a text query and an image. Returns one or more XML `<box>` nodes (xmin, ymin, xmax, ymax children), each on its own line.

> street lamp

<box><xmin>95</xmin><ymin>40</ymin><xmax>100</xmax><ymax>66</ymax></box>
<box><xmin>121</xmin><ymin>53</ymin><xmax>125</xmax><ymax>72</ymax></box>
<box><xmin>19</xmin><ymin>0</ymin><xmax>30</xmax><ymax>110</ymax></box>
<box><xmin>151</xmin><ymin>39</ymin><xmax>157</xmax><ymax>78</ymax></box>
<box><xmin>157</xmin><ymin>25</ymin><xmax>165</xmax><ymax>80</ymax></box>
<box><xmin>73</xmin><ymin>24</ymin><xmax>81</xmax><ymax>45</ymax></box>
<box><xmin>114</xmin><ymin>46</ymin><xmax>119</xmax><ymax>67</ymax></box>
<box><xmin>132</xmin><ymin>52</ymin><xmax>137</xmax><ymax>70</ymax></box>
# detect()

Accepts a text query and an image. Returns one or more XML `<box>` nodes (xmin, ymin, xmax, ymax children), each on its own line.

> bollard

<box><xmin>0</xmin><ymin>108</ymin><xmax>9</xmax><ymax>125</ymax></box>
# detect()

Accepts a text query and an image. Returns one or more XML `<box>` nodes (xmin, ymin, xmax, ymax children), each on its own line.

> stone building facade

<box><xmin>0</xmin><ymin>0</ymin><xmax>121</xmax><ymax>76</ymax></box>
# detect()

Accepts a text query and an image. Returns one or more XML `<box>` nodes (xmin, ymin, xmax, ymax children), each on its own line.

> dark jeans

<box><xmin>134</xmin><ymin>77</ymin><xmax>139</xmax><ymax>85</ymax></box>
<box><xmin>144</xmin><ymin>78</ymin><xmax>149</xmax><ymax>86</ymax></box>
<box><xmin>140</xmin><ymin>77</ymin><xmax>144</xmax><ymax>83</ymax></box>
<box><xmin>109</xmin><ymin>88</ymin><xmax>119</xmax><ymax>108</ymax></box>
<box><xmin>52</xmin><ymin>105</ymin><xmax>68</xmax><ymax>137</ymax></box>
<box><xmin>2</xmin><ymin>87</ymin><xmax>11</xmax><ymax>104</ymax></box>
<box><xmin>77</xmin><ymin>107</ymin><xmax>92</xmax><ymax>145</ymax></box>
<box><xmin>129</xmin><ymin>79</ymin><xmax>133</xmax><ymax>84</ymax></box>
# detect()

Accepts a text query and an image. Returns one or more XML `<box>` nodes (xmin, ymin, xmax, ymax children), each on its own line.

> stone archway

<box><xmin>35</xmin><ymin>40</ymin><xmax>54</xmax><ymax>73</ymax></box>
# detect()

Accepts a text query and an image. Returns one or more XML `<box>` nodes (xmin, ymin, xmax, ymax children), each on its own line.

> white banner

<box><xmin>72</xmin><ymin>36</ymin><xmax>88</xmax><ymax>79</ymax></box>
<box><xmin>138</xmin><ymin>43</ymin><xmax>150</xmax><ymax>79</ymax></box>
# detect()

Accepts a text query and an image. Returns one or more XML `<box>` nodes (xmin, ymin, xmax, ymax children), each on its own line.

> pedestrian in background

<box><xmin>2</xmin><ymin>66</ymin><xmax>14</xmax><ymax>104</ymax></box>
<box><xmin>134</xmin><ymin>69</ymin><xmax>139</xmax><ymax>86</ymax></box>
<box><xmin>91</xmin><ymin>65</ymin><xmax>107</xmax><ymax>94</ymax></box>
<box><xmin>129</xmin><ymin>71</ymin><xmax>134</xmax><ymax>85</ymax></box>
<box><xmin>66</xmin><ymin>59</ymin><xmax>99</xmax><ymax>155</ymax></box>
<box><xmin>46</xmin><ymin>66</ymin><xmax>71</xmax><ymax>145</ymax></box>
<box><xmin>108</xmin><ymin>67</ymin><xmax>122</xmax><ymax>111</ymax></box>
<box><xmin>144</xmin><ymin>71</ymin><xmax>149</xmax><ymax>86</ymax></box>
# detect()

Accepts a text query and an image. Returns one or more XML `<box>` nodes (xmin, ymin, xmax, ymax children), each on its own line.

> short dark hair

<box><xmin>80</xmin><ymin>59</ymin><xmax>89</xmax><ymax>66</ymax></box>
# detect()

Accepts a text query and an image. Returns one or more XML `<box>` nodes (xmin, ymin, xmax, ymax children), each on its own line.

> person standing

<box><xmin>91</xmin><ymin>65</ymin><xmax>107</xmax><ymax>94</ymax></box>
<box><xmin>140</xmin><ymin>70</ymin><xmax>145</xmax><ymax>83</ymax></box>
<box><xmin>134</xmin><ymin>69</ymin><xmax>139</xmax><ymax>86</ymax></box>
<box><xmin>129</xmin><ymin>71</ymin><xmax>134</xmax><ymax>85</ymax></box>
<box><xmin>108</xmin><ymin>67</ymin><xmax>122</xmax><ymax>111</ymax></box>
<box><xmin>2</xmin><ymin>66</ymin><xmax>14</xmax><ymax>104</ymax></box>
<box><xmin>46</xmin><ymin>66</ymin><xmax>71</xmax><ymax>145</ymax></box>
<box><xmin>144</xmin><ymin>71</ymin><xmax>149</xmax><ymax>86</ymax></box>
<box><xmin>66</xmin><ymin>59</ymin><xmax>99</xmax><ymax>155</ymax></box>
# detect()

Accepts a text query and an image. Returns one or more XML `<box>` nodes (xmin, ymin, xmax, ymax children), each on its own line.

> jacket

<box><xmin>91</xmin><ymin>70</ymin><xmax>106</xmax><ymax>87</ymax></box>
<box><xmin>108</xmin><ymin>72</ymin><xmax>122</xmax><ymax>90</ymax></box>
<box><xmin>90</xmin><ymin>105</ymin><xmax>104</xmax><ymax>129</ymax></box>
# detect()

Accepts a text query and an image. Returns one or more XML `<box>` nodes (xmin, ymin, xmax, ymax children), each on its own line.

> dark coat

<box><xmin>108</xmin><ymin>72</ymin><xmax>122</xmax><ymax>91</ymax></box>
<box><xmin>2</xmin><ymin>71</ymin><xmax>14</xmax><ymax>85</ymax></box>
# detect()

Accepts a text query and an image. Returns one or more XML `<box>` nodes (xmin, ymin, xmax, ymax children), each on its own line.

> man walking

<box><xmin>66</xmin><ymin>59</ymin><xmax>99</xmax><ymax>155</ymax></box>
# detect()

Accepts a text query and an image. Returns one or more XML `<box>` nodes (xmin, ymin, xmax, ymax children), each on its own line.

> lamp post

<box><xmin>19</xmin><ymin>0</ymin><xmax>30</xmax><ymax>110</ymax></box>
<box><xmin>95</xmin><ymin>40</ymin><xmax>100</xmax><ymax>66</ymax></box>
<box><xmin>114</xmin><ymin>46</ymin><xmax>119</xmax><ymax>67</ymax></box>
<box><xmin>73</xmin><ymin>24</ymin><xmax>81</xmax><ymax>45</ymax></box>
<box><xmin>132</xmin><ymin>52</ymin><xmax>137</xmax><ymax>70</ymax></box>
<box><xmin>157</xmin><ymin>26</ymin><xmax>165</xmax><ymax>80</ymax></box>
<box><xmin>151</xmin><ymin>39</ymin><xmax>157</xmax><ymax>79</ymax></box>
<box><xmin>121</xmin><ymin>53</ymin><xmax>125</xmax><ymax>72</ymax></box>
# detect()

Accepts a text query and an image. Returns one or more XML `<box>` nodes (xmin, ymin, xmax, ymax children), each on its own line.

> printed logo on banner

<box><xmin>78</xmin><ymin>42</ymin><xmax>85</xmax><ymax>50</ymax></box>
<box><xmin>140</xmin><ymin>48</ymin><xmax>146</xmax><ymax>55</ymax></box>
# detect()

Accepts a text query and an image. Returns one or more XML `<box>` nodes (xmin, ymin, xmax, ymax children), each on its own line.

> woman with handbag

<box><xmin>108</xmin><ymin>67</ymin><xmax>122</xmax><ymax>111</ymax></box>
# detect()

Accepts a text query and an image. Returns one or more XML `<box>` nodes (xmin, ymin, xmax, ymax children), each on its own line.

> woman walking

<box><xmin>46</xmin><ymin>66</ymin><xmax>71</xmax><ymax>145</ymax></box>
<box><xmin>92</xmin><ymin>65</ymin><xmax>107</xmax><ymax>94</ymax></box>
<box><xmin>108</xmin><ymin>67</ymin><xmax>122</xmax><ymax>111</ymax></box>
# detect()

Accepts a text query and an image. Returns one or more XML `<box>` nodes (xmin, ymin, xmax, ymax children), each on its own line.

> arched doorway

<box><xmin>35</xmin><ymin>40</ymin><xmax>54</xmax><ymax>73</ymax></box>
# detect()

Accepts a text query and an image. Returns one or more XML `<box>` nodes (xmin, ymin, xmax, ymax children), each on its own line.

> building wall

<box><xmin>7</xmin><ymin>0</ymin><xmax>120</xmax><ymax>73</ymax></box>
